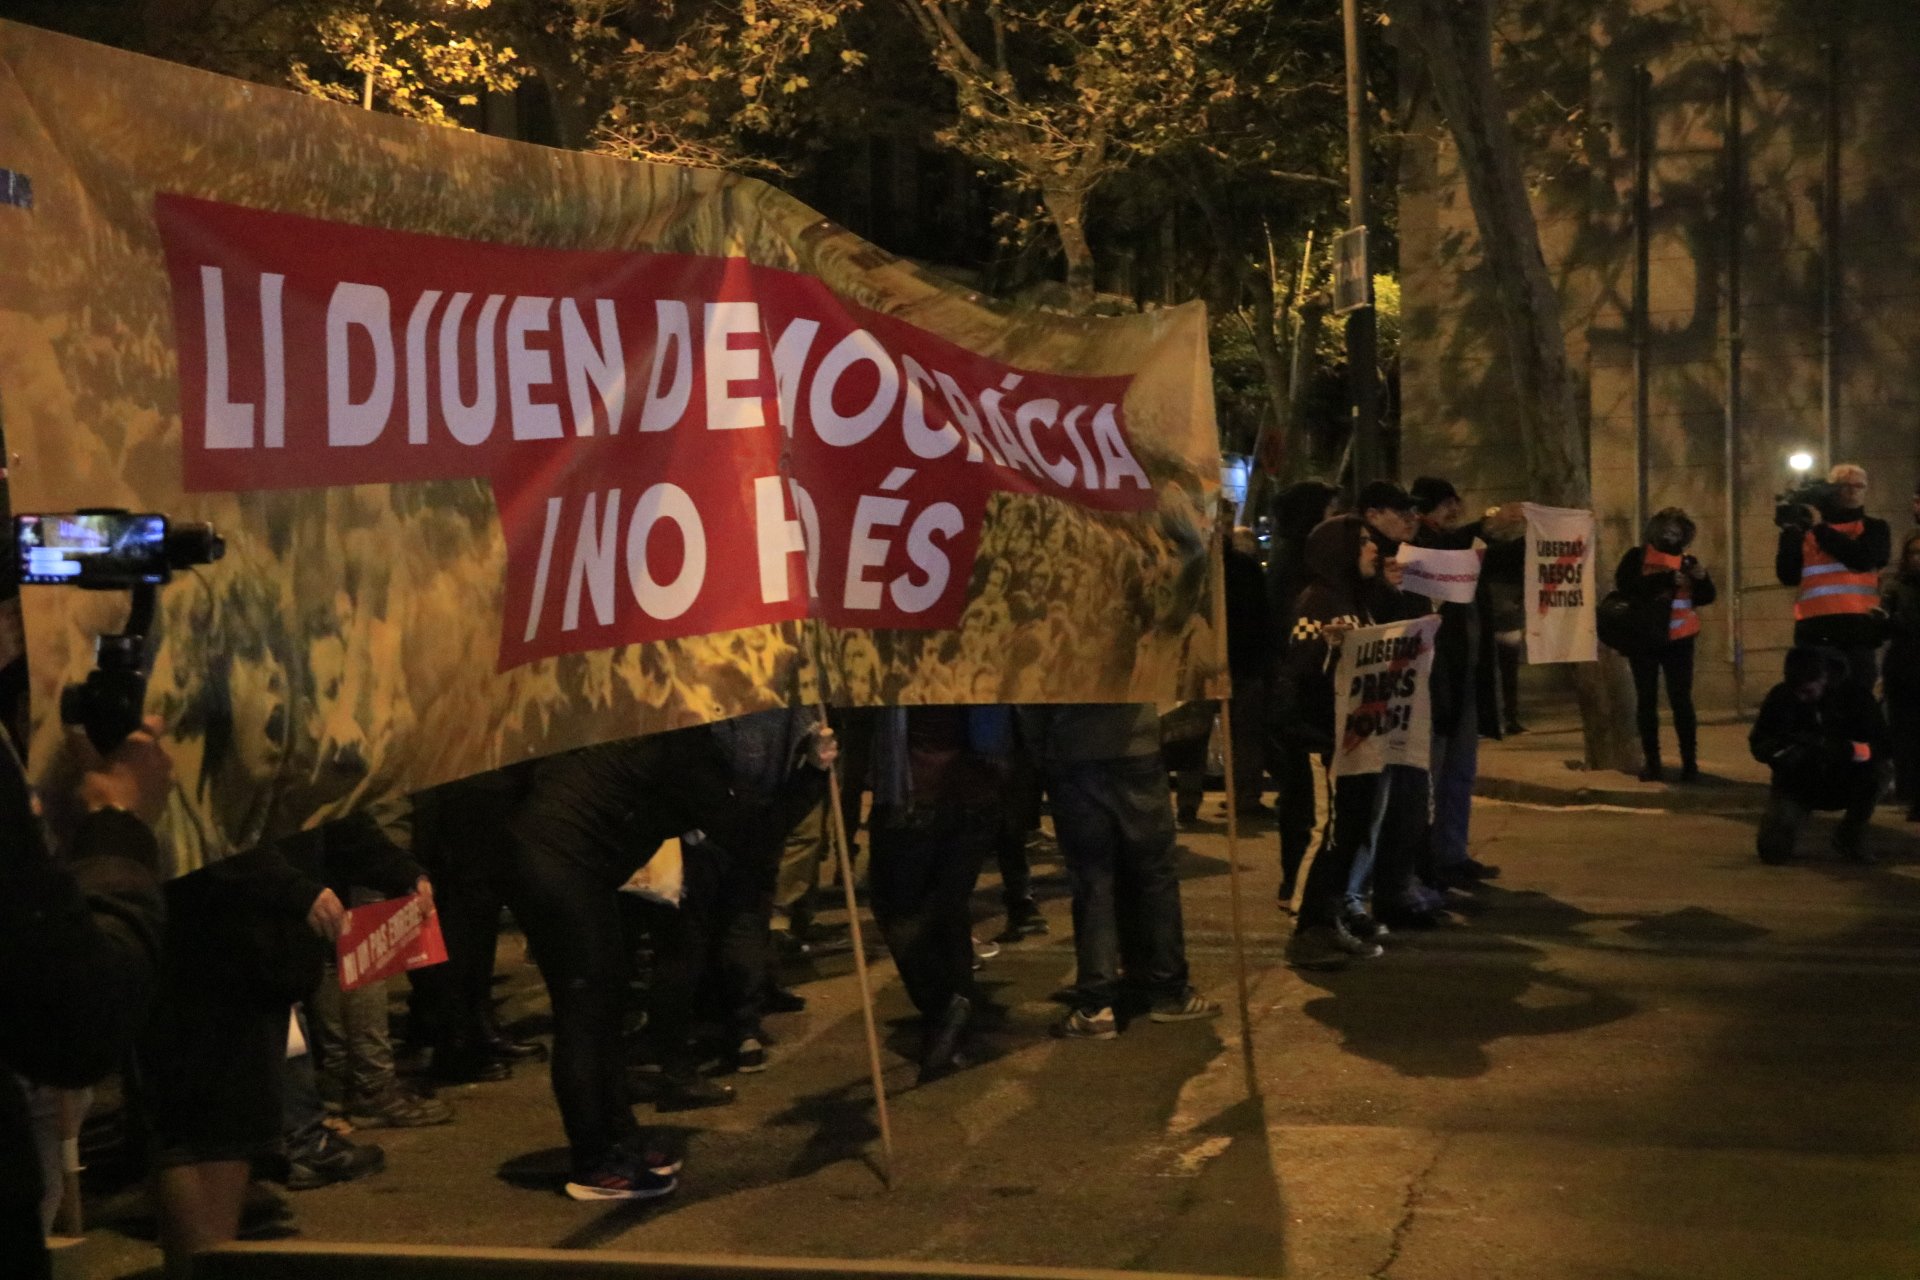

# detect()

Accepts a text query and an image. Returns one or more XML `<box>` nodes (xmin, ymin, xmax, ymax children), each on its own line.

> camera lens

<box><xmin>164</xmin><ymin>522</ymin><xmax>226</xmax><ymax>569</ymax></box>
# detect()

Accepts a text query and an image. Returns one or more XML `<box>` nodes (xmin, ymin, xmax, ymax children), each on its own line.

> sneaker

<box><xmin>285</xmin><ymin>1130</ymin><xmax>385</xmax><ymax>1190</ymax></box>
<box><xmin>564</xmin><ymin>1155</ymin><xmax>679</xmax><ymax>1202</ymax></box>
<box><xmin>1149</xmin><ymin>989</ymin><xmax>1221</xmax><ymax>1023</ymax></box>
<box><xmin>734</xmin><ymin>1036</ymin><xmax>769</xmax><ymax>1074</ymax></box>
<box><xmin>1284</xmin><ymin>927</ymin><xmax>1349</xmax><ymax>971</ymax></box>
<box><xmin>1331</xmin><ymin>918</ymin><xmax>1385</xmax><ymax>959</ymax></box>
<box><xmin>345</xmin><ymin>1086</ymin><xmax>453</xmax><ymax>1129</ymax></box>
<box><xmin>972</xmin><ymin>935</ymin><xmax>999</xmax><ymax>970</ymax></box>
<box><xmin>1060</xmin><ymin>1006</ymin><xmax>1118</xmax><ymax>1039</ymax></box>
<box><xmin>1343</xmin><ymin>910</ymin><xmax>1389</xmax><ymax>942</ymax></box>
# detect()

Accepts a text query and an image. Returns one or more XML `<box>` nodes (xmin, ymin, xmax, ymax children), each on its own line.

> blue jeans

<box><xmin>1344</xmin><ymin>767</ymin><xmax>1401</xmax><ymax>914</ymax></box>
<box><xmin>1049</xmin><ymin>755</ymin><xmax>1189</xmax><ymax>1009</ymax></box>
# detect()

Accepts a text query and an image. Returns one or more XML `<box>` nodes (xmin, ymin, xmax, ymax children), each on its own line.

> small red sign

<box><xmin>336</xmin><ymin>892</ymin><xmax>448</xmax><ymax>992</ymax></box>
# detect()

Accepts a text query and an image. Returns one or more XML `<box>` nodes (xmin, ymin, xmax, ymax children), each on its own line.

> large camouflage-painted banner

<box><xmin>0</xmin><ymin>22</ymin><xmax>1221</xmax><ymax>872</ymax></box>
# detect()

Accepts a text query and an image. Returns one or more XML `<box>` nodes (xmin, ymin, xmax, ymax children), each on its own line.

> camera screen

<box><xmin>16</xmin><ymin>513</ymin><xmax>170</xmax><ymax>587</ymax></box>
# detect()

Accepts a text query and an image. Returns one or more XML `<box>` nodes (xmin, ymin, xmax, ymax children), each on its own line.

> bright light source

<box><xmin>1788</xmin><ymin>451</ymin><xmax>1815</xmax><ymax>474</ymax></box>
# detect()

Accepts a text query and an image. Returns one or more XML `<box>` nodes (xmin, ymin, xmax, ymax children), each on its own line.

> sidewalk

<box><xmin>1474</xmin><ymin>715</ymin><xmax>1772</xmax><ymax>813</ymax></box>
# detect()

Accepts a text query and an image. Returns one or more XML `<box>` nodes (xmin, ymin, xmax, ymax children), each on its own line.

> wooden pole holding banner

<box><xmin>1207</xmin><ymin>519</ymin><xmax>1261</xmax><ymax>1100</ymax></box>
<box><xmin>796</xmin><ymin>620</ymin><xmax>896</xmax><ymax>1189</ymax></box>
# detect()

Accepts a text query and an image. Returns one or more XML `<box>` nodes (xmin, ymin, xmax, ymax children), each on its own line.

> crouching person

<box><xmin>1751</xmin><ymin>647</ymin><xmax>1887</xmax><ymax>864</ymax></box>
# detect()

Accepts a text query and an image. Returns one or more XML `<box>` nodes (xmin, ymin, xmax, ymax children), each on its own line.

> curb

<box><xmin>1473</xmin><ymin>774</ymin><xmax>1768</xmax><ymax>814</ymax></box>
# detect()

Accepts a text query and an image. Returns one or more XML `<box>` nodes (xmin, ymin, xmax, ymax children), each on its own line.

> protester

<box><xmin>991</xmin><ymin>729</ymin><xmax>1049</xmax><ymax>941</ymax></box>
<box><xmin>1615</xmin><ymin>508</ymin><xmax>1717</xmax><ymax>783</ymax></box>
<box><xmin>1882</xmin><ymin>529</ymin><xmax>1920</xmax><ymax>821</ymax></box>
<box><xmin>1276</xmin><ymin>516</ymin><xmax>1388</xmax><ymax>969</ymax></box>
<box><xmin>865</xmin><ymin>706</ymin><xmax>1010</xmax><ymax>1082</ymax></box>
<box><xmin>1</xmin><ymin>725</ymin><xmax>168</xmax><ymax>1280</ymax></box>
<box><xmin>507</xmin><ymin>722</ymin><xmax>835</xmax><ymax>1200</ymax></box>
<box><xmin>1173</xmin><ymin>526</ymin><xmax>1274</xmax><ymax>823</ymax></box>
<box><xmin>1403</xmin><ymin>480</ymin><xmax>1510</xmax><ymax>906</ymax></box>
<box><xmin>298</xmin><ymin>806</ymin><xmax>451</xmax><ymax>1130</ymax></box>
<box><xmin>1264</xmin><ymin>482</ymin><xmax>1343</xmax><ymax>904</ymax></box>
<box><xmin>1774</xmin><ymin>463</ymin><xmax>1891</xmax><ymax>693</ymax></box>
<box><xmin>1022</xmin><ymin>703</ymin><xmax>1220</xmax><ymax>1038</ymax></box>
<box><xmin>1750</xmin><ymin>647</ymin><xmax>1886</xmax><ymax>864</ymax></box>
<box><xmin>276</xmin><ymin>1012</ymin><xmax>386</xmax><ymax>1191</ymax></box>
<box><xmin>1346</xmin><ymin>482</ymin><xmax>1428</xmax><ymax>934</ymax></box>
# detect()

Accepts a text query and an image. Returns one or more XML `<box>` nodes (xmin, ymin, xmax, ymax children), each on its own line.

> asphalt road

<box><xmin>86</xmin><ymin>786</ymin><xmax>1920</xmax><ymax>1279</ymax></box>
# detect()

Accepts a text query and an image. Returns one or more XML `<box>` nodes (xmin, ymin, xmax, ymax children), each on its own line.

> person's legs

<box><xmin>1836</xmin><ymin>763</ymin><xmax>1882</xmax><ymax>858</ymax></box>
<box><xmin>1629</xmin><ymin>651</ymin><xmax>1663</xmax><ymax>774</ymax></box>
<box><xmin>1430</xmin><ymin>693</ymin><xmax>1480</xmax><ymax>874</ymax></box>
<box><xmin>1274</xmin><ymin>746</ymin><xmax>1325</xmax><ymax>903</ymax></box>
<box><xmin>715</xmin><ymin>826</ymin><xmax>782</xmax><ymax>1046</ymax></box>
<box><xmin>1369</xmin><ymin>764</ymin><xmax>1426</xmax><ymax>919</ymax></box>
<box><xmin>1664</xmin><ymin>638</ymin><xmax>1699</xmax><ymax>777</ymax></box>
<box><xmin>1299</xmin><ymin>773</ymin><xmax>1374</xmax><ymax>929</ymax></box>
<box><xmin>1050</xmin><ymin>763</ymin><xmax>1125</xmax><ymax>1011</ymax></box>
<box><xmin>994</xmin><ymin>756</ymin><xmax>1044</xmax><ymax>933</ymax></box>
<box><xmin>774</xmin><ymin>800</ymin><xmax>828</xmax><ymax>939</ymax></box>
<box><xmin>153</xmin><ymin>1160</ymin><xmax>251</xmax><ymax>1279</ymax></box>
<box><xmin>1498</xmin><ymin>640</ymin><xmax>1525</xmax><ymax>732</ymax></box>
<box><xmin>1756</xmin><ymin>789</ymin><xmax>1810</xmax><ymax>863</ymax></box>
<box><xmin>1104</xmin><ymin>755</ymin><xmax>1193</xmax><ymax>1006</ymax></box>
<box><xmin>1890</xmin><ymin>688</ymin><xmax>1920</xmax><ymax>813</ymax></box>
<box><xmin>867</xmin><ymin>812</ymin><xmax>952</xmax><ymax>1019</ymax></box>
<box><xmin>1343</xmin><ymin>768</ymin><xmax>1393</xmax><ymax>918</ymax></box>
<box><xmin>1229</xmin><ymin>678</ymin><xmax>1268</xmax><ymax>810</ymax></box>
<box><xmin>510</xmin><ymin>842</ymin><xmax>643</xmax><ymax>1173</ymax></box>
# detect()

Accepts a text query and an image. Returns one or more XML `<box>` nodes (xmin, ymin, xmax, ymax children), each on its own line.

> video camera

<box><xmin>1773</xmin><ymin>480</ymin><xmax>1842</xmax><ymax>532</ymax></box>
<box><xmin>13</xmin><ymin>510</ymin><xmax>225</xmax><ymax>752</ymax></box>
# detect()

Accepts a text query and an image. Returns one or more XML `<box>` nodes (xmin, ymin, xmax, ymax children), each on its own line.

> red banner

<box><xmin>336</xmin><ymin>892</ymin><xmax>449</xmax><ymax>992</ymax></box>
<box><xmin>156</xmin><ymin>195</ymin><xmax>1152</xmax><ymax>668</ymax></box>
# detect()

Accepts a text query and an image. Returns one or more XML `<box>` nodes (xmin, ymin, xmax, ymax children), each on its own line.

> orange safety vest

<box><xmin>1794</xmin><ymin>521</ymin><xmax>1880</xmax><ymax>621</ymax></box>
<box><xmin>1643</xmin><ymin>547</ymin><xmax>1701</xmax><ymax>641</ymax></box>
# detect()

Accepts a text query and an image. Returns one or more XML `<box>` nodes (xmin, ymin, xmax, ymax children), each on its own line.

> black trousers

<box><xmin>1888</xmin><ymin>685</ymin><xmax>1920</xmax><ymax>807</ymax></box>
<box><xmin>992</xmin><ymin>756</ymin><xmax>1044</xmax><ymax>907</ymax></box>
<box><xmin>508</xmin><ymin>841</ymin><xmax>641</xmax><ymax>1175</ymax></box>
<box><xmin>1629</xmin><ymin>636</ymin><xmax>1697</xmax><ymax>767</ymax></box>
<box><xmin>1272</xmin><ymin>744</ymin><xmax>1325</xmax><ymax>896</ymax></box>
<box><xmin>1297</xmin><ymin>771</ymin><xmax>1376</xmax><ymax>929</ymax></box>
<box><xmin>1757</xmin><ymin>765</ymin><xmax>1881</xmax><ymax>861</ymax></box>
<box><xmin>868</xmin><ymin>804</ymin><xmax>991</xmax><ymax>1020</ymax></box>
<box><xmin>409</xmin><ymin>776</ymin><xmax>520</xmax><ymax>1051</ymax></box>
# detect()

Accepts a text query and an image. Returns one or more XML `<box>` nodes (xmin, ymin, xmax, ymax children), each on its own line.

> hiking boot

<box><xmin>345</xmin><ymin>1086</ymin><xmax>453</xmax><ymax>1129</ymax></box>
<box><xmin>1149</xmin><ymin>988</ymin><xmax>1222</xmax><ymax>1023</ymax></box>
<box><xmin>285</xmin><ymin>1129</ymin><xmax>385</xmax><ymax>1191</ymax></box>
<box><xmin>1059</xmin><ymin>1006</ymin><xmax>1118</xmax><ymax>1040</ymax></box>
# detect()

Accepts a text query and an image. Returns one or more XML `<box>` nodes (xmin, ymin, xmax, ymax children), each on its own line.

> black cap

<box><xmin>1356</xmin><ymin>480</ymin><xmax>1415</xmax><ymax>513</ymax></box>
<box><xmin>1409</xmin><ymin>476</ymin><xmax>1461</xmax><ymax>513</ymax></box>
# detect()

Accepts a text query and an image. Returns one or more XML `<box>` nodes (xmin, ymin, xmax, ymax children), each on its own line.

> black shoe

<box><xmin>1175</xmin><ymin>805</ymin><xmax>1201</xmax><ymax>826</ymax></box>
<box><xmin>655</xmin><ymin>1074</ymin><xmax>736</xmax><ymax>1111</ymax></box>
<box><xmin>427</xmin><ymin>1045</ymin><xmax>511</xmax><ymax>1084</ymax></box>
<box><xmin>1457</xmin><ymin>857</ymin><xmax>1501</xmax><ymax>881</ymax></box>
<box><xmin>918</xmin><ymin>995</ymin><xmax>973</xmax><ymax>1085</ymax></box>
<box><xmin>1677</xmin><ymin>760</ymin><xmax>1700</xmax><ymax>783</ymax></box>
<box><xmin>1504</xmin><ymin>720</ymin><xmax>1526</xmax><ymax>736</ymax></box>
<box><xmin>733</xmin><ymin>1035</ymin><xmax>770</xmax><ymax>1074</ymax></box>
<box><xmin>763</xmin><ymin>986</ymin><xmax>807</xmax><ymax>1014</ymax></box>
<box><xmin>485</xmin><ymin>1033</ymin><xmax>547</xmax><ymax>1062</ymax></box>
<box><xmin>1905</xmin><ymin>805</ymin><xmax>1920</xmax><ymax>824</ymax></box>
<box><xmin>1342</xmin><ymin>910</ymin><xmax>1388</xmax><ymax>942</ymax></box>
<box><xmin>284</xmin><ymin>1130</ymin><xmax>385</xmax><ymax>1191</ymax></box>
<box><xmin>1377</xmin><ymin>905</ymin><xmax>1443</xmax><ymax>930</ymax></box>
<box><xmin>1835</xmin><ymin>827</ymin><xmax>1877</xmax><ymax>864</ymax></box>
<box><xmin>1638</xmin><ymin>762</ymin><xmax>1664</xmax><ymax>783</ymax></box>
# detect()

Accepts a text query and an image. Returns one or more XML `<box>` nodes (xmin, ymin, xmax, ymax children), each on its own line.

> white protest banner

<box><xmin>1523</xmin><ymin>504</ymin><xmax>1598</xmax><ymax>663</ymax></box>
<box><xmin>1397</xmin><ymin>544</ymin><xmax>1483</xmax><ymax>605</ymax></box>
<box><xmin>1332</xmin><ymin>615</ymin><xmax>1442</xmax><ymax>778</ymax></box>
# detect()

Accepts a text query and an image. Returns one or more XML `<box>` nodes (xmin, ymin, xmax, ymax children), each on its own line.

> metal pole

<box><xmin>1821</xmin><ymin>38</ymin><xmax>1842</xmax><ymax>465</ymax></box>
<box><xmin>1341</xmin><ymin>0</ymin><xmax>1379</xmax><ymax>490</ymax></box>
<box><xmin>1724</xmin><ymin>58</ymin><xmax>1746</xmax><ymax>716</ymax></box>
<box><xmin>1632</xmin><ymin>66</ymin><xmax>1653</xmax><ymax>538</ymax></box>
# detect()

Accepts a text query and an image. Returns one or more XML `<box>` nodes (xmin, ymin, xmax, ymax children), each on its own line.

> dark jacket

<box><xmin>1750</xmin><ymin>673</ymin><xmax>1888</xmax><ymax>805</ymax></box>
<box><xmin>1774</xmin><ymin>507</ymin><xmax>1891</xmax><ymax>649</ymax></box>
<box><xmin>1</xmin><ymin>743</ymin><xmax>166</xmax><ymax>1243</ymax></box>
<box><xmin>1613</xmin><ymin>546</ymin><xmax>1719</xmax><ymax>643</ymax></box>
<box><xmin>1275</xmin><ymin>516</ymin><xmax>1377</xmax><ymax>754</ymax></box>
<box><xmin>1224</xmin><ymin>545</ymin><xmax>1273</xmax><ymax>683</ymax></box>
<box><xmin>1021</xmin><ymin>703</ymin><xmax>1162</xmax><ymax>767</ymax></box>
<box><xmin>1264</xmin><ymin>481</ymin><xmax>1340</xmax><ymax>629</ymax></box>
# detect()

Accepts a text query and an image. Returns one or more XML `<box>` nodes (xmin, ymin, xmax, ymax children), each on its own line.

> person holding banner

<box><xmin>1275</xmin><ymin>515</ymin><xmax>1391</xmax><ymax>969</ymax></box>
<box><xmin>1264</xmin><ymin>482</ymin><xmax>1344</xmax><ymax>906</ymax></box>
<box><xmin>1614</xmin><ymin>509</ymin><xmax>1717</xmax><ymax>783</ymax></box>
<box><xmin>506</xmin><ymin>723</ymin><xmax>836</xmax><ymax>1201</ymax></box>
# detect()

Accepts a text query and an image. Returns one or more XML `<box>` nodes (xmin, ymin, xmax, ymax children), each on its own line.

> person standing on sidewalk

<box><xmin>1022</xmin><ymin>703</ymin><xmax>1221</xmax><ymax>1039</ymax></box>
<box><xmin>1276</xmin><ymin>516</ymin><xmax>1388</xmax><ymax>970</ymax></box>
<box><xmin>1882</xmin><ymin>528</ymin><xmax>1920</xmax><ymax>821</ymax></box>
<box><xmin>1775</xmin><ymin>463</ymin><xmax>1890</xmax><ymax>694</ymax></box>
<box><xmin>1616</xmin><ymin>508</ymin><xmax>1717</xmax><ymax>783</ymax></box>
<box><xmin>1266</xmin><ymin>482</ymin><xmax>1342</xmax><ymax>903</ymax></box>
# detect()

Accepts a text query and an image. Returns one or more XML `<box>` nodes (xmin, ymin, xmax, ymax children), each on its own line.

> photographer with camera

<box><xmin>1774</xmin><ymin>464</ymin><xmax>1891</xmax><ymax>692</ymax></box>
<box><xmin>1</xmin><ymin>716</ymin><xmax>171</xmax><ymax>1280</ymax></box>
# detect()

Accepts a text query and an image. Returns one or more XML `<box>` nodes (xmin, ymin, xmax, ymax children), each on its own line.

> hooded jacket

<box><xmin>1274</xmin><ymin>516</ymin><xmax>1376</xmax><ymax>753</ymax></box>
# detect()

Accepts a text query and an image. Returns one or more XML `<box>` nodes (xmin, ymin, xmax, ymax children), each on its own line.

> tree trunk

<box><xmin>1042</xmin><ymin>182</ymin><xmax>1097</xmax><ymax>314</ymax></box>
<box><xmin>1286</xmin><ymin>297</ymin><xmax>1326</xmax><ymax>481</ymax></box>
<box><xmin>1394</xmin><ymin>0</ymin><xmax>1639</xmax><ymax>771</ymax></box>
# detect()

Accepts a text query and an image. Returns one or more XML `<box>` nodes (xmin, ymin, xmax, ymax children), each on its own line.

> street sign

<box><xmin>1332</xmin><ymin>225</ymin><xmax>1370</xmax><ymax>315</ymax></box>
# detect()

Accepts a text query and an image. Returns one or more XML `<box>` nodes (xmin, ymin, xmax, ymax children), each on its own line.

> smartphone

<box><xmin>15</xmin><ymin>512</ymin><xmax>173</xmax><ymax>588</ymax></box>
